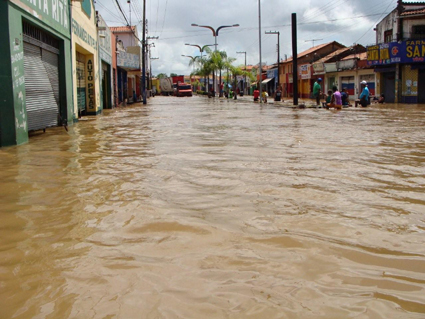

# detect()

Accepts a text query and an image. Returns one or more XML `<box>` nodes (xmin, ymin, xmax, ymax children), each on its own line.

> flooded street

<box><xmin>1</xmin><ymin>95</ymin><xmax>425</xmax><ymax>318</ymax></box>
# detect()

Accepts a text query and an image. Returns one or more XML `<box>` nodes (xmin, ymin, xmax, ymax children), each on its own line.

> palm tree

<box><xmin>229</xmin><ymin>65</ymin><xmax>253</xmax><ymax>97</ymax></box>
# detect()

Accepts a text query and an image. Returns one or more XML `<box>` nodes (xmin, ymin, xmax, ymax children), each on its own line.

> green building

<box><xmin>0</xmin><ymin>0</ymin><xmax>73</xmax><ymax>147</ymax></box>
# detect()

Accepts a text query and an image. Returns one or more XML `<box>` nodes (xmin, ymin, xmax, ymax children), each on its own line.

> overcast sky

<box><xmin>95</xmin><ymin>0</ymin><xmax>422</xmax><ymax>76</ymax></box>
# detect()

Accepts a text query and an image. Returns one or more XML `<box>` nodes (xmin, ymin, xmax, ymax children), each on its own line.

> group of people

<box><xmin>313</xmin><ymin>78</ymin><xmax>380</xmax><ymax>109</ymax></box>
<box><xmin>253</xmin><ymin>86</ymin><xmax>282</xmax><ymax>103</ymax></box>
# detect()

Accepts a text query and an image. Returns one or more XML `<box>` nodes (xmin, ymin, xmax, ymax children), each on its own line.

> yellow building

<box><xmin>71</xmin><ymin>0</ymin><xmax>101</xmax><ymax>116</ymax></box>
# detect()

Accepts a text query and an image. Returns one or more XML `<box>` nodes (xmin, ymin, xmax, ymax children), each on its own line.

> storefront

<box><xmin>117</xmin><ymin>51</ymin><xmax>140</xmax><ymax>104</ymax></box>
<box><xmin>71</xmin><ymin>0</ymin><xmax>101</xmax><ymax>116</ymax></box>
<box><xmin>0</xmin><ymin>0</ymin><xmax>73</xmax><ymax>146</ymax></box>
<box><xmin>298</xmin><ymin>64</ymin><xmax>311</xmax><ymax>99</ymax></box>
<box><xmin>98</xmin><ymin>15</ymin><xmax>113</xmax><ymax>109</ymax></box>
<box><xmin>367</xmin><ymin>41</ymin><xmax>425</xmax><ymax>103</ymax></box>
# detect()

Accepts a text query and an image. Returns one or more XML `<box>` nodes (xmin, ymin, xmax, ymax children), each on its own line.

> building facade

<box><xmin>97</xmin><ymin>13</ymin><xmax>113</xmax><ymax>110</ymax></box>
<box><xmin>280</xmin><ymin>41</ymin><xmax>346</xmax><ymax>99</ymax></box>
<box><xmin>71</xmin><ymin>0</ymin><xmax>101</xmax><ymax>116</ymax></box>
<box><xmin>0</xmin><ymin>0</ymin><xmax>73</xmax><ymax>146</ymax></box>
<box><xmin>368</xmin><ymin>0</ymin><xmax>425</xmax><ymax>103</ymax></box>
<box><xmin>111</xmin><ymin>26</ymin><xmax>141</xmax><ymax>104</ymax></box>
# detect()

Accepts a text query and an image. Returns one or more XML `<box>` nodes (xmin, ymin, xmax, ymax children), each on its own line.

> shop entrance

<box><xmin>383</xmin><ymin>72</ymin><xmax>395</xmax><ymax>103</ymax></box>
<box><xmin>22</xmin><ymin>22</ymin><xmax>60</xmax><ymax>131</ymax></box>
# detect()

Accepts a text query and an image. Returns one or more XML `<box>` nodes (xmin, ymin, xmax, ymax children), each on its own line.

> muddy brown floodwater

<box><xmin>1</xmin><ymin>96</ymin><xmax>425</xmax><ymax>318</ymax></box>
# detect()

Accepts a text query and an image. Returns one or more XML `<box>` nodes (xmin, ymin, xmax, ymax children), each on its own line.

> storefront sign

<box><xmin>72</xmin><ymin>19</ymin><xmax>97</xmax><ymax>49</ymax></box>
<box><xmin>288</xmin><ymin>74</ymin><xmax>293</xmax><ymax>84</ymax></box>
<box><xmin>117</xmin><ymin>52</ymin><xmax>140</xmax><ymax>69</ymax></box>
<box><xmin>86</xmin><ymin>59</ymin><xmax>95</xmax><ymax>111</ymax></box>
<box><xmin>267</xmin><ymin>68</ymin><xmax>278</xmax><ymax>79</ymax></box>
<box><xmin>312</xmin><ymin>62</ymin><xmax>325</xmax><ymax>74</ymax></box>
<box><xmin>11</xmin><ymin>0</ymin><xmax>69</xmax><ymax>36</ymax></box>
<box><xmin>298</xmin><ymin>64</ymin><xmax>311</xmax><ymax>80</ymax></box>
<box><xmin>367</xmin><ymin>40</ymin><xmax>425</xmax><ymax>65</ymax></box>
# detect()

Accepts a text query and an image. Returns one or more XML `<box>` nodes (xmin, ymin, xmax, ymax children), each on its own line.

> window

<box><xmin>412</xmin><ymin>25</ymin><xmax>425</xmax><ymax>39</ymax></box>
<box><xmin>384</xmin><ymin>30</ymin><xmax>393</xmax><ymax>43</ymax></box>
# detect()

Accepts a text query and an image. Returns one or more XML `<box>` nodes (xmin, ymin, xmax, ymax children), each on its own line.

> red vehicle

<box><xmin>172</xmin><ymin>75</ymin><xmax>184</xmax><ymax>85</ymax></box>
<box><xmin>176</xmin><ymin>82</ymin><xmax>193</xmax><ymax>97</ymax></box>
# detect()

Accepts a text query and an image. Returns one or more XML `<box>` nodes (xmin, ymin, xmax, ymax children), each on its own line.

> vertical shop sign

<box><xmin>87</xmin><ymin>58</ymin><xmax>95</xmax><ymax>111</ymax></box>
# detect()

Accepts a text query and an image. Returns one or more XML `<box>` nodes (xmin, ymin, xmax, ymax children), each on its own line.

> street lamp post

<box><xmin>191</xmin><ymin>23</ymin><xmax>239</xmax><ymax>95</ymax></box>
<box><xmin>236</xmin><ymin>51</ymin><xmax>247</xmax><ymax>95</ymax></box>
<box><xmin>258</xmin><ymin>1</ymin><xmax>262</xmax><ymax>104</ymax></box>
<box><xmin>185</xmin><ymin>43</ymin><xmax>214</xmax><ymax>93</ymax></box>
<box><xmin>265</xmin><ymin>31</ymin><xmax>280</xmax><ymax>92</ymax></box>
<box><xmin>142</xmin><ymin>0</ymin><xmax>146</xmax><ymax>104</ymax></box>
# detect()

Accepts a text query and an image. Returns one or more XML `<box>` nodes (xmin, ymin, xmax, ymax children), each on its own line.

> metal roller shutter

<box><xmin>42</xmin><ymin>49</ymin><xmax>60</xmax><ymax>105</ymax></box>
<box><xmin>23</xmin><ymin>41</ymin><xmax>59</xmax><ymax>131</ymax></box>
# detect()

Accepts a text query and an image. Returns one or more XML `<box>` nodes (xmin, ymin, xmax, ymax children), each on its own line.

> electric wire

<box><xmin>354</xmin><ymin>0</ymin><xmax>394</xmax><ymax>44</ymax></box>
<box><xmin>160</xmin><ymin>0</ymin><xmax>168</xmax><ymax>36</ymax></box>
<box><xmin>96</xmin><ymin>0</ymin><xmax>127</xmax><ymax>24</ymax></box>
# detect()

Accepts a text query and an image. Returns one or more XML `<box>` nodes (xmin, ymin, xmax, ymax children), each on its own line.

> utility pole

<box><xmin>142</xmin><ymin>0</ymin><xmax>146</xmax><ymax>104</ymax></box>
<box><xmin>265</xmin><ymin>31</ymin><xmax>280</xmax><ymax>91</ymax></box>
<box><xmin>236</xmin><ymin>51</ymin><xmax>246</xmax><ymax>94</ymax></box>
<box><xmin>292</xmin><ymin>13</ymin><xmax>298</xmax><ymax>106</ymax></box>
<box><xmin>147</xmin><ymin>36</ymin><xmax>158</xmax><ymax>93</ymax></box>
<box><xmin>305</xmin><ymin>38</ymin><xmax>322</xmax><ymax>48</ymax></box>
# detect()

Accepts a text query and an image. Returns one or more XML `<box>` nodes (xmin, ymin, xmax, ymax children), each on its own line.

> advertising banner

<box><xmin>367</xmin><ymin>40</ymin><xmax>425</xmax><ymax>65</ymax></box>
<box><xmin>298</xmin><ymin>64</ymin><xmax>311</xmax><ymax>80</ymax></box>
<box><xmin>117</xmin><ymin>52</ymin><xmax>140</xmax><ymax>69</ymax></box>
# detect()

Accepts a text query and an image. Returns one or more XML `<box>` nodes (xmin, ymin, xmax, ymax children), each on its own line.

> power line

<box><xmin>355</xmin><ymin>0</ymin><xmax>394</xmax><ymax>43</ymax></box>
<box><xmin>96</xmin><ymin>0</ymin><xmax>127</xmax><ymax>24</ymax></box>
<box><xmin>160</xmin><ymin>0</ymin><xmax>168</xmax><ymax>36</ymax></box>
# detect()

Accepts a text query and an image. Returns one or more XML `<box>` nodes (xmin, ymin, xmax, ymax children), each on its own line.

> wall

<box><xmin>376</xmin><ymin>10</ymin><xmax>397</xmax><ymax>43</ymax></box>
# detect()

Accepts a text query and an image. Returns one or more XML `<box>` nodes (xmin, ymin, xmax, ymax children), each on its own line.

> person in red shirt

<box><xmin>253</xmin><ymin>89</ymin><xmax>260</xmax><ymax>102</ymax></box>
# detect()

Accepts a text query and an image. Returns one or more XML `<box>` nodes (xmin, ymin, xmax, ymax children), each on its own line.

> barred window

<box><xmin>22</xmin><ymin>20</ymin><xmax>59</xmax><ymax>49</ymax></box>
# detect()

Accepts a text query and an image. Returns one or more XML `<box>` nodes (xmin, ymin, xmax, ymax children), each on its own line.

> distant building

<box><xmin>110</xmin><ymin>26</ymin><xmax>142</xmax><ymax>104</ymax></box>
<box><xmin>280</xmin><ymin>41</ymin><xmax>345</xmax><ymax>98</ymax></box>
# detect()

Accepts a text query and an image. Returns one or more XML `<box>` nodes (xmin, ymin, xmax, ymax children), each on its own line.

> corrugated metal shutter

<box><xmin>23</xmin><ymin>42</ymin><xmax>58</xmax><ymax>131</ymax></box>
<box><xmin>42</xmin><ymin>49</ymin><xmax>59</xmax><ymax>105</ymax></box>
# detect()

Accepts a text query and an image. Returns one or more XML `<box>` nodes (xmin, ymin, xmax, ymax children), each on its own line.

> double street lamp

<box><xmin>190</xmin><ymin>24</ymin><xmax>239</xmax><ymax>52</ymax></box>
<box><xmin>191</xmin><ymin>23</ymin><xmax>239</xmax><ymax>95</ymax></box>
<box><xmin>185</xmin><ymin>43</ymin><xmax>214</xmax><ymax>92</ymax></box>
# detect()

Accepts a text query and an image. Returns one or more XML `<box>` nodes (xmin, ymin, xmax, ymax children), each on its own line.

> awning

<box><xmin>374</xmin><ymin>67</ymin><xmax>396</xmax><ymax>73</ymax></box>
<box><xmin>262</xmin><ymin>78</ymin><xmax>274</xmax><ymax>84</ymax></box>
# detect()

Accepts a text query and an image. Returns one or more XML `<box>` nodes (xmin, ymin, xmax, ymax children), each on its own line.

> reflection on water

<box><xmin>1</xmin><ymin>97</ymin><xmax>425</xmax><ymax>318</ymax></box>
